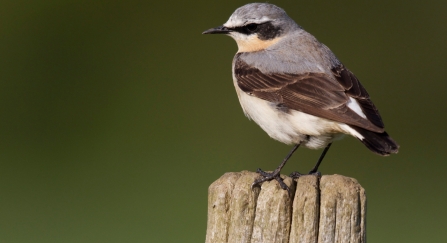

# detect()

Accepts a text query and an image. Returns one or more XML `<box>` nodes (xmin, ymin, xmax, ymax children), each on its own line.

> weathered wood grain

<box><xmin>205</xmin><ymin>172</ymin><xmax>241</xmax><ymax>243</ymax></box>
<box><xmin>251</xmin><ymin>176</ymin><xmax>295</xmax><ymax>243</ymax></box>
<box><xmin>205</xmin><ymin>172</ymin><xmax>366</xmax><ymax>243</ymax></box>
<box><xmin>227</xmin><ymin>171</ymin><xmax>261</xmax><ymax>243</ymax></box>
<box><xmin>318</xmin><ymin>175</ymin><xmax>366</xmax><ymax>243</ymax></box>
<box><xmin>289</xmin><ymin>175</ymin><xmax>320</xmax><ymax>243</ymax></box>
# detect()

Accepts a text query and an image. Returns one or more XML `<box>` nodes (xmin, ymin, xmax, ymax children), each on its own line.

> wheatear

<box><xmin>203</xmin><ymin>3</ymin><xmax>399</xmax><ymax>192</ymax></box>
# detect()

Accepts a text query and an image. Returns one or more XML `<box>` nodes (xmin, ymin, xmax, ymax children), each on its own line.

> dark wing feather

<box><xmin>234</xmin><ymin>56</ymin><xmax>384</xmax><ymax>133</ymax></box>
<box><xmin>332</xmin><ymin>66</ymin><xmax>384</xmax><ymax>128</ymax></box>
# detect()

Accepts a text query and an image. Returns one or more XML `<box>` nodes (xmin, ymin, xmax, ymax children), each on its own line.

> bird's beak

<box><xmin>202</xmin><ymin>25</ymin><xmax>231</xmax><ymax>35</ymax></box>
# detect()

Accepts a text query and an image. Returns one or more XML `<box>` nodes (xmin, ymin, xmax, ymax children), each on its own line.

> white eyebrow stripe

<box><xmin>224</xmin><ymin>16</ymin><xmax>272</xmax><ymax>28</ymax></box>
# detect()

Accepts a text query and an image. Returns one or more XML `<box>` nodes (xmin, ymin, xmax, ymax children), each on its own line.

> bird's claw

<box><xmin>252</xmin><ymin>168</ymin><xmax>292</xmax><ymax>196</ymax></box>
<box><xmin>289</xmin><ymin>170</ymin><xmax>321</xmax><ymax>179</ymax></box>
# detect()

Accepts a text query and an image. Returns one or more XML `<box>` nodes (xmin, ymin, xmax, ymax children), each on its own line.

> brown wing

<box><xmin>332</xmin><ymin>65</ymin><xmax>384</xmax><ymax>129</ymax></box>
<box><xmin>234</xmin><ymin>56</ymin><xmax>384</xmax><ymax>133</ymax></box>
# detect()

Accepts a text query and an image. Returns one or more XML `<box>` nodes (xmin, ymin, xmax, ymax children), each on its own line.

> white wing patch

<box><xmin>347</xmin><ymin>97</ymin><xmax>366</xmax><ymax>119</ymax></box>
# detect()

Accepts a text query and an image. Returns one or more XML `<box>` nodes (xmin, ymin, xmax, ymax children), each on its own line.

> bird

<box><xmin>202</xmin><ymin>3</ymin><xmax>398</xmax><ymax>193</ymax></box>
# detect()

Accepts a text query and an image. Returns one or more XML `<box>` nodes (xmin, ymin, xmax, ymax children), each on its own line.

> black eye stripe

<box><xmin>245</xmin><ymin>23</ymin><xmax>258</xmax><ymax>32</ymax></box>
<box><xmin>230</xmin><ymin>22</ymin><xmax>282</xmax><ymax>40</ymax></box>
<box><xmin>231</xmin><ymin>23</ymin><xmax>262</xmax><ymax>35</ymax></box>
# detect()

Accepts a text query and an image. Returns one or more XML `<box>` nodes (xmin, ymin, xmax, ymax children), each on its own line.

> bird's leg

<box><xmin>290</xmin><ymin>143</ymin><xmax>332</xmax><ymax>179</ymax></box>
<box><xmin>252</xmin><ymin>144</ymin><xmax>300</xmax><ymax>194</ymax></box>
<box><xmin>309</xmin><ymin>143</ymin><xmax>332</xmax><ymax>174</ymax></box>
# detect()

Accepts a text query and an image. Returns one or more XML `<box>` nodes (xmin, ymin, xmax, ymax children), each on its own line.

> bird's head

<box><xmin>203</xmin><ymin>3</ymin><xmax>300</xmax><ymax>52</ymax></box>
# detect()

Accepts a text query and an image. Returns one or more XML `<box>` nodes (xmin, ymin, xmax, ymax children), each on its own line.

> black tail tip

<box><xmin>352</xmin><ymin>127</ymin><xmax>399</xmax><ymax>156</ymax></box>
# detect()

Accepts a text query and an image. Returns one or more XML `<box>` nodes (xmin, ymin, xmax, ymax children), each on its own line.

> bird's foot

<box><xmin>252</xmin><ymin>168</ymin><xmax>291</xmax><ymax>196</ymax></box>
<box><xmin>289</xmin><ymin>170</ymin><xmax>321</xmax><ymax>179</ymax></box>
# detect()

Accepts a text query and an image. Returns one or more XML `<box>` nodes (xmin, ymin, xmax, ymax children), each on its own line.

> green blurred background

<box><xmin>1</xmin><ymin>0</ymin><xmax>446</xmax><ymax>242</ymax></box>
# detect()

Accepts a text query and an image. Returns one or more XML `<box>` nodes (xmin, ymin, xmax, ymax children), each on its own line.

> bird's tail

<box><xmin>350</xmin><ymin>126</ymin><xmax>399</xmax><ymax>156</ymax></box>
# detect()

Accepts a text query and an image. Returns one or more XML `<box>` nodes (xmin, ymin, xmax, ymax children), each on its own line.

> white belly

<box><xmin>234</xmin><ymin>84</ymin><xmax>347</xmax><ymax>149</ymax></box>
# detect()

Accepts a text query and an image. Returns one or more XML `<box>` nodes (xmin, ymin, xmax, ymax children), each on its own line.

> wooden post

<box><xmin>205</xmin><ymin>171</ymin><xmax>366</xmax><ymax>243</ymax></box>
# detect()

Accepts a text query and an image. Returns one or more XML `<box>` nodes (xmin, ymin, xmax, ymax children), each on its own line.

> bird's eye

<box><xmin>245</xmin><ymin>24</ymin><xmax>258</xmax><ymax>32</ymax></box>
